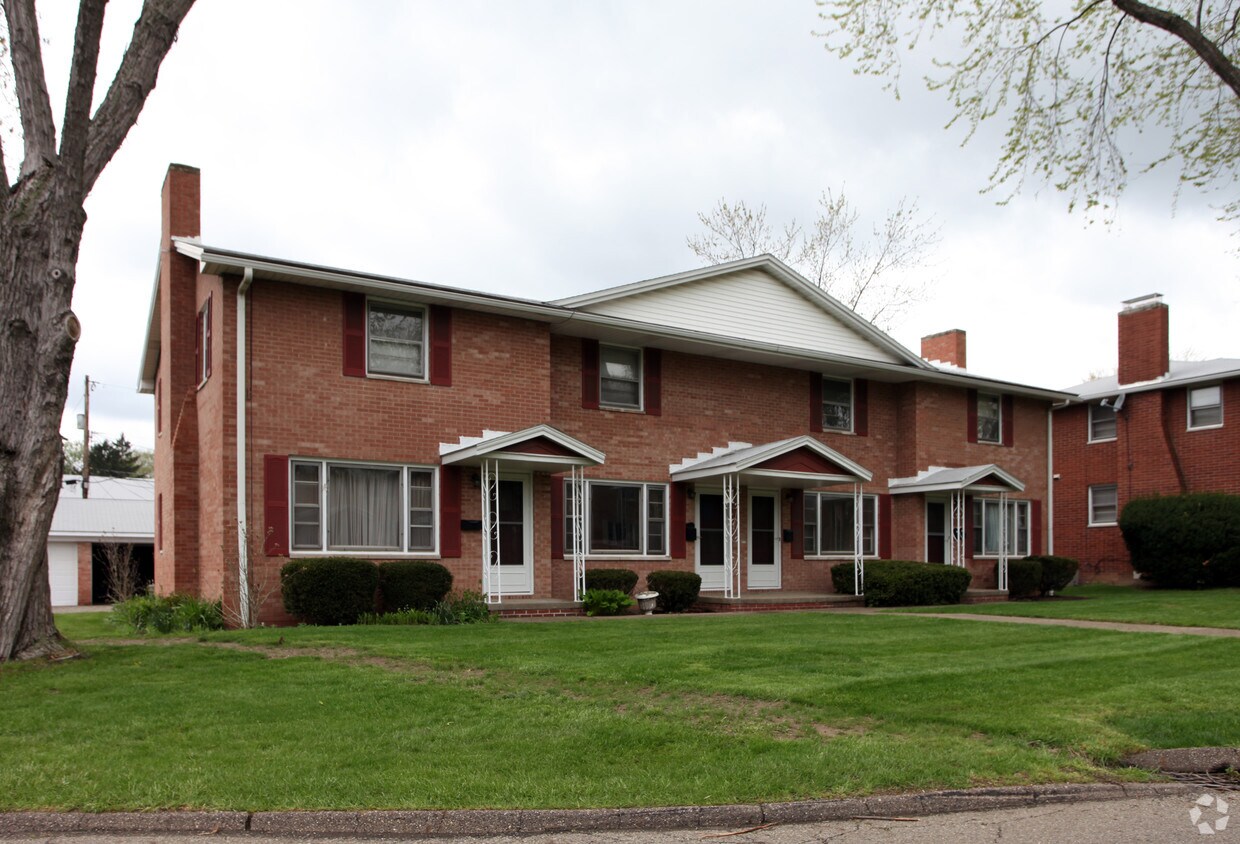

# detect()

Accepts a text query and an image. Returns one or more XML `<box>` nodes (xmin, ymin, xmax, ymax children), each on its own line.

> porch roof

<box><xmin>887</xmin><ymin>464</ymin><xmax>1025</xmax><ymax>495</ymax></box>
<box><xmin>439</xmin><ymin>424</ymin><xmax>605</xmax><ymax>473</ymax></box>
<box><xmin>668</xmin><ymin>436</ymin><xmax>872</xmax><ymax>488</ymax></box>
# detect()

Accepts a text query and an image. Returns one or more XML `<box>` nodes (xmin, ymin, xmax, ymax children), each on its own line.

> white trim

<box><xmin>598</xmin><ymin>343</ymin><xmax>644</xmax><ymax>411</ymax></box>
<box><xmin>1187</xmin><ymin>384</ymin><xmax>1224</xmax><ymax>431</ymax></box>
<box><xmin>365</xmin><ymin>297</ymin><xmax>429</xmax><ymax>383</ymax></box>
<box><xmin>803</xmin><ymin>491</ymin><xmax>878</xmax><ymax>558</ymax></box>
<box><xmin>1088</xmin><ymin>483</ymin><xmax>1119</xmax><ymax>527</ymax></box>
<box><xmin>695</xmin><ymin>486</ymin><xmax>724</xmax><ymax>590</ymax></box>
<box><xmin>821</xmin><ymin>375</ymin><xmax>855</xmax><ymax>434</ymax></box>
<box><xmin>569</xmin><ymin>479</ymin><xmax>669</xmax><ymax>558</ymax></box>
<box><xmin>976</xmin><ymin>391</ymin><xmax>1002</xmax><ymax>444</ymax></box>
<box><xmin>972</xmin><ymin>498</ymin><xmax>1031</xmax><ymax>558</ymax></box>
<box><xmin>1087</xmin><ymin>403</ymin><xmax>1118</xmax><ymax>443</ymax></box>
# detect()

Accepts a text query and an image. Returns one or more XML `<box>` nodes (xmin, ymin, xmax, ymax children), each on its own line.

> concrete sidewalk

<box><xmin>860</xmin><ymin>609</ymin><xmax>1240</xmax><ymax>638</ymax></box>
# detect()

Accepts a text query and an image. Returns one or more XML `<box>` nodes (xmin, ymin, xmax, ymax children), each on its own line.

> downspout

<box><xmin>236</xmin><ymin>268</ymin><xmax>254</xmax><ymax>625</ymax></box>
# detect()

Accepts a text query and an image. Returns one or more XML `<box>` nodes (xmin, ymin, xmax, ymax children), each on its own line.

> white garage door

<box><xmin>48</xmin><ymin>542</ymin><xmax>79</xmax><ymax>607</ymax></box>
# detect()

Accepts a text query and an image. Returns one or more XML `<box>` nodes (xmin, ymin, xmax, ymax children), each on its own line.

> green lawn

<box><xmin>896</xmin><ymin>585</ymin><xmax>1240</xmax><ymax>629</ymax></box>
<box><xmin>0</xmin><ymin>610</ymin><xmax>1236</xmax><ymax>811</ymax></box>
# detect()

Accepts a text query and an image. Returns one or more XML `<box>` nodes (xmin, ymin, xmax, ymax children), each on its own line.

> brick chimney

<box><xmin>921</xmin><ymin>329</ymin><xmax>967</xmax><ymax>369</ymax></box>
<box><xmin>1117</xmin><ymin>294</ymin><xmax>1169</xmax><ymax>385</ymax></box>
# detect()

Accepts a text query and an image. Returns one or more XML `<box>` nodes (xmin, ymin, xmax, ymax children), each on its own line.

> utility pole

<box><xmin>82</xmin><ymin>375</ymin><xmax>91</xmax><ymax>499</ymax></box>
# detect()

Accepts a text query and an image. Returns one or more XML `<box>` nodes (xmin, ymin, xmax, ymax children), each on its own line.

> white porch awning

<box><xmin>439</xmin><ymin>424</ymin><xmax>605</xmax><ymax>473</ymax></box>
<box><xmin>668</xmin><ymin>435</ymin><xmax>872</xmax><ymax>487</ymax></box>
<box><xmin>887</xmin><ymin>464</ymin><xmax>1025</xmax><ymax>495</ymax></box>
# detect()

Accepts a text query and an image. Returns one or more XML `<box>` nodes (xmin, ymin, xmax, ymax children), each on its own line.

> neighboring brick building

<box><xmin>139</xmin><ymin>165</ymin><xmax>1068</xmax><ymax>622</ymax></box>
<box><xmin>1053</xmin><ymin>294</ymin><xmax>1240</xmax><ymax>582</ymax></box>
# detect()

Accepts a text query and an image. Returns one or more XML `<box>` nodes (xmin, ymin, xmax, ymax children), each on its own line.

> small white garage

<box><xmin>49</xmin><ymin>476</ymin><xmax>155</xmax><ymax>607</ymax></box>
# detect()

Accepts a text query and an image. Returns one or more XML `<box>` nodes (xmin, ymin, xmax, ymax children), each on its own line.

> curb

<box><xmin>0</xmin><ymin>782</ymin><xmax>1197</xmax><ymax>837</ymax></box>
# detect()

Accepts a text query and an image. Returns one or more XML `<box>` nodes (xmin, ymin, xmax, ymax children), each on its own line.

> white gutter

<box><xmin>236</xmin><ymin>267</ymin><xmax>254</xmax><ymax>625</ymax></box>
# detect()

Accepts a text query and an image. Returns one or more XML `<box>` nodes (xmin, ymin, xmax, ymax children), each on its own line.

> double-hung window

<box><xmin>1088</xmin><ymin>484</ymin><xmax>1118</xmax><ymax>526</ymax></box>
<box><xmin>291</xmin><ymin>459</ymin><xmax>437</xmax><ymax>554</ymax></box>
<box><xmin>822</xmin><ymin>377</ymin><xmax>853</xmax><ymax>432</ymax></box>
<box><xmin>599</xmin><ymin>345</ymin><xmax>642</xmax><ymax>409</ymax></box>
<box><xmin>802</xmin><ymin>492</ymin><xmax>876</xmax><ymax>557</ymax></box>
<box><xmin>971</xmin><ymin>499</ymin><xmax>1030</xmax><ymax>557</ymax></box>
<box><xmin>976</xmin><ymin>392</ymin><xmax>1002</xmax><ymax>443</ymax></box>
<box><xmin>1089</xmin><ymin>403</ymin><xmax>1117</xmax><ymax>442</ymax></box>
<box><xmin>1188</xmin><ymin>386</ymin><xmax>1223</xmax><ymax>430</ymax></box>
<box><xmin>566</xmin><ymin>480</ymin><xmax>666</xmax><ymax>555</ymax></box>
<box><xmin>368</xmin><ymin>301</ymin><xmax>426</xmax><ymax>379</ymax></box>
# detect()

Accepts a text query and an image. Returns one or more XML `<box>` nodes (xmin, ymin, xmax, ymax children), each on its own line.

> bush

<box><xmin>1023</xmin><ymin>555</ymin><xmax>1080</xmax><ymax>595</ymax></box>
<box><xmin>281</xmin><ymin>557</ymin><xmax>379</xmax><ymax>625</ymax></box>
<box><xmin>582</xmin><ymin>588</ymin><xmax>635</xmax><ymax>616</ymax></box>
<box><xmin>645</xmin><ymin>570</ymin><xmax>702</xmax><ymax>613</ymax></box>
<box><xmin>379</xmin><ymin>560</ymin><xmax>453</xmax><ymax>612</ymax></box>
<box><xmin>1120</xmin><ymin>493</ymin><xmax>1240</xmax><ymax>587</ymax></box>
<box><xmin>584</xmin><ymin>568</ymin><xmax>639</xmax><ymax>595</ymax></box>
<box><xmin>358</xmin><ymin>608</ymin><xmax>436</xmax><ymax>626</ymax></box>
<box><xmin>1208</xmin><ymin>546</ymin><xmax>1240</xmax><ymax>587</ymax></box>
<box><xmin>111</xmin><ymin>590</ymin><xmax>224</xmax><ymax>634</ymax></box>
<box><xmin>431</xmin><ymin>590</ymin><xmax>495</xmax><ymax>625</ymax></box>
<box><xmin>1003</xmin><ymin>559</ymin><xmax>1042</xmax><ymax>599</ymax></box>
<box><xmin>831</xmin><ymin>561</ymin><xmax>972</xmax><ymax>607</ymax></box>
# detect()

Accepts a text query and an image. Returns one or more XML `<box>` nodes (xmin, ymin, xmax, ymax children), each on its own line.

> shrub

<box><xmin>358</xmin><ymin>608</ymin><xmax>436</xmax><ymax>626</ymax></box>
<box><xmin>582</xmin><ymin>588</ymin><xmax>635</xmax><ymax>616</ymax></box>
<box><xmin>111</xmin><ymin>591</ymin><xmax>224</xmax><ymax>634</ymax></box>
<box><xmin>584</xmin><ymin>568</ymin><xmax>639</xmax><ymax>595</ymax></box>
<box><xmin>379</xmin><ymin>560</ymin><xmax>453</xmax><ymax>612</ymax></box>
<box><xmin>831</xmin><ymin>561</ymin><xmax>972</xmax><ymax>607</ymax></box>
<box><xmin>1023</xmin><ymin>555</ymin><xmax>1080</xmax><ymax>595</ymax></box>
<box><xmin>431</xmin><ymin>590</ymin><xmax>495</xmax><ymax>625</ymax></box>
<box><xmin>1208</xmin><ymin>546</ymin><xmax>1240</xmax><ymax>587</ymax></box>
<box><xmin>281</xmin><ymin>557</ymin><xmax>379</xmax><ymax>625</ymax></box>
<box><xmin>645</xmin><ymin>570</ymin><xmax>702</xmax><ymax>613</ymax></box>
<box><xmin>1120</xmin><ymin>493</ymin><xmax>1240</xmax><ymax>587</ymax></box>
<box><xmin>1003</xmin><ymin>559</ymin><xmax>1042</xmax><ymax>599</ymax></box>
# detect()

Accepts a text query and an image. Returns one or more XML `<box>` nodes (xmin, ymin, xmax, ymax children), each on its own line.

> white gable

<box><xmin>575</xmin><ymin>268</ymin><xmax>903</xmax><ymax>364</ymax></box>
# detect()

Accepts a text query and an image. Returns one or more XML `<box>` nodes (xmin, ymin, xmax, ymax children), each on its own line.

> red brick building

<box><xmin>1052</xmin><ymin>295</ymin><xmax>1240</xmax><ymax>582</ymax></box>
<box><xmin>140</xmin><ymin>165</ymin><xmax>1069</xmax><ymax>622</ymax></box>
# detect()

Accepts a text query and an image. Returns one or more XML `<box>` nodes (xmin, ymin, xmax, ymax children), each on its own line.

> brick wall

<box><xmin>1118</xmin><ymin>303</ymin><xmax>1169</xmax><ymax>385</ymax></box>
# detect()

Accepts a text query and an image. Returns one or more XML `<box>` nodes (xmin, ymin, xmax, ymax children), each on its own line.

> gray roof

<box><xmin>888</xmin><ymin>464</ymin><xmax>1025</xmax><ymax>495</ymax></box>
<box><xmin>1064</xmin><ymin>359</ymin><xmax>1240</xmax><ymax>402</ymax></box>
<box><xmin>50</xmin><ymin>477</ymin><xmax>154</xmax><ymax>542</ymax></box>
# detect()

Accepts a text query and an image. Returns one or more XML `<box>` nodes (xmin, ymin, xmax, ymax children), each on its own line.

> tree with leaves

<box><xmin>816</xmin><ymin>0</ymin><xmax>1240</xmax><ymax>219</ymax></box>
<box><xmin>0</xmin><ymin>0</ymin><xmax>196</xmax><ymax>662</ymax></box>
<box><xmin>687</xmin><ymin>191</ymin><xmax>938</xmax><ymax>330</ymax></box>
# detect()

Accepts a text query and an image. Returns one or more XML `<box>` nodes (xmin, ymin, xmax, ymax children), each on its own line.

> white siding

<box><xmin>580</xmin><ymin>269</ymin><xmax>902</xmax><ymax>363</ymax></box>
<box><xmin>48</xmin><ymin>542</ymin><xmax>79</xmax><ymax>607</ymax></box>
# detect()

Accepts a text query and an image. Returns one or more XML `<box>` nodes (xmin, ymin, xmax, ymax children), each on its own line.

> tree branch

<box><xmin>1111</xmin><ymin>0</ymin><xmax>1240</xmax><ymax>100</ymax></box>
<box><xmin>59</xmin><ymin>0</ymin><xmax>107</xmax><ymax>180</ymax></box>
<box><xmin>3</xmin><ymin>0</ymin><xmax>58</xmax><ymax>177</ymax></box>
<box><xmin>82</xmin><ymin>0</ymin><xmax>195</xmax><ymax>191</ymax></box>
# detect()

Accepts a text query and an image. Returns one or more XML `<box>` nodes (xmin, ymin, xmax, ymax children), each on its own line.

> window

<box><xmin>367</xmin><ymin>301</ymin><xmax>426</xmax><ymax>379</ymax></box>
<box><xmin>565</xmin><ymin>480</ymin><xmax>666</xmax><ymax>555</ymax></box>
<box><xmin>195</xmin><ymin>297</ymin><xmax>212</xmax><ymax>386</ymax></box>
<box><xmin>1089</xmin><ymin>484</ymin><xmax>1118</xmax><ymax>526</ymax></box>
<box><xmin>291</xmin><ymin>459</ymin><xmax>437</xmax><ymax>554</ymax></box>
<box><xmin>600</xmin><ymin>345</ymin><xmax>642</xmax><ymax>409</ymax></box>
<box><xmin>822</xmin><ymin>377</ymin><xmax>853</xmax><ymax>432</ymax></box>
<box><xmin>976</xmin><ymin>392</ymin><xmax>1001</xmax><ymax>443</ymax></box>
<box><xmin>1188</xmin><ymin>385</ymin><xmax>1223</xmax><ymax>430</ymax></box>
<box><xmin>971</xmin><ymin>499</ymin><xmax>1030</xmax><ymax>557</ymax></box>
<box><xmin>1089</xmin><ymin>403</ymin><xmax>1117</xmax><ymax>442</ymax></box>
<box><xmin>803</xmin><ymin>492</ymin><xmax>877</xmax><ymax>557</ymax></box>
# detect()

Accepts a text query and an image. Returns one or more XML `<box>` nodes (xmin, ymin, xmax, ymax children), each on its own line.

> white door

<box><xmin>695</xmin><ymin>492</ymin><xmax>724</xmax><ymax>590</ymax></box>
<box><xmin>48</xmin><ymin>542</ymin><xmax>79</xmax><ymax>606</ymax></box>
<box><xmin>489</xmin><ymin>475</ymin><xmax>534</xmax><ymax>595</ymax></box>
<box><xmin>747</xmin><ymin>492</ymin><xmax>781</xmax><ymax>589</ymax></box>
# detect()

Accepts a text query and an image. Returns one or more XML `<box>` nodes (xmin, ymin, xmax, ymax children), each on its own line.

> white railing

<box><xmin>569</xmin><ymin>466</ymin><xmax>586</xmax><ymax>602</ymax></box>
<box><xmin>853</xmin><ymin>482</ymin><xmax>865</xmax><ymax>595</ymax></box>
<box><xmin>480</xmin><ymin>458</ymin><xmax>502</xmax><ymax>604</ymax></box>
<box><xmin>722</xmin><ymin>473</ymin><xmax>741</xmax><ymax>598</ymax></box>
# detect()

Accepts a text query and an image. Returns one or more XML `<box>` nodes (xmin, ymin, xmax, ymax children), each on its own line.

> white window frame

<box><xmin>803</xmin><ymin>492</ymin><xmax>878</xmax><ymax>559</ymax></box>
<box><xmin>366</xmin><ymin>298</ymin><xmax>428</xmax><ymax>382</ymax></box>
<box><xmin>821</xmin><ymin>377</ymin><xmax>854</xmax><ymax>433</ymax></box>
<box><xmin>568</xmin><ymin>479</ymin><xmax>668</xmax><ymax>558</ymax></box>
<box><xmin>1088</xmin><ymin>403</ymin><xmax>1118</xmax><ymax>443</ymax></box>
<box><xmin>1088</xmin><ymin>484</ymin><xmax>1119</xmax><ymax>527</ymax></box>
<box><xmin>1187</xmin><ymin>385</ymin><xmax>1223</xmax><ymax>431</ymax></box>
<box><xmin>289</xmin><ymin>458</ymin><xmax>439</xmax><ymax>557</ymax></box>
<box><xmin>977</xmin><ymin>392</ymin><xmax>1002</xmax><ymax>444</ymax></box>
<box><xmin>599</xmin><ymin>344</ymin><xmax>644</xmax><ymax>411</ymax></box>
<box><xmin>971</xmin><ymin>499</ymin><xmax>1030</xmax><ymax>558</ymax></box>
<box><xmin>196</xmin><ymin>299</ymin><xmax>211</xmax><ymax>388</ymax></box>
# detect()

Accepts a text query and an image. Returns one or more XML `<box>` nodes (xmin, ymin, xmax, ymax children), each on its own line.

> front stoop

<box><xmin>695</xmin><ymin>592</ymin><xmax>864</xmax><ymax>613</ymax></box>
<box><xmin>490</xmin><ymin>599</ymin><xmax>584</xmax><ymax>619</ymax></box>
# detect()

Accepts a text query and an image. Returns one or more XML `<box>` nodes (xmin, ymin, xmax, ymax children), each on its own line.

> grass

<box><xmin>0</xmin><ymin>610</ymin><xmax>1236</xmax><ymax>811</ymax></box>
<box><xmin>895</xmin><ymin>584</ymin><xmax>1240</xmax><ymax>629</ymax></box>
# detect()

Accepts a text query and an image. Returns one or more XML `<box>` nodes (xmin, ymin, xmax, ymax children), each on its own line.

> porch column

<box><xmin>853</xmin><ymin>482</ymin><xmax>864</xmax><ymax>596</ymax></box>
<box><xmin>949</xmin><ymin>490</ymin><xmax>967</xmax><ymax>568</ymax></box>
<box><xmin>997</xmin><ymin>492</ymin><xmax>1009</xmax><ymax>591</ymax></box>
<box><xmin>480</xmin><ymin>457</ymin><xmax>503</xmax><ymax>604</ymax></box>
<box><xmin>568</xmin><ymin>466</ymin><xmax>586</xmax><ymax>602</ymax></box>
<box><xmin>722</xmin><ymin>473</ymin><xmax>741</xmax><ymax>598</ymax></box>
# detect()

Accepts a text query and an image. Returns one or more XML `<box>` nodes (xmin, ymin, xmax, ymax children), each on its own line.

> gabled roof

<box><xmin>51</xmin><ymin>477</ymin><xmax>155</xmax><ymax>541</ymax></box>
<box><xmin>440</xmin><ymin>425</ymin><xmax>605</xmax><ymax>471</ymax></box>
<box><xmin>1062</xmin><ymin>359</ymin><xmax>1240</xmax><ymax>404</ymax></box>
<box><xmin>669</xmin><ymin>436</ymin><xmax>873</xmax><ymax>486</ymax></box>
<box><xmin>888</xmin><ymin>465</ymin><xmax>1025</xmax><ymax>495</ymax></box>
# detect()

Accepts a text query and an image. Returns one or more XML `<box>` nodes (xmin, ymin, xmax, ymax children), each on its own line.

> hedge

<box><xmin>645</xmin><ymin>570</ymin><xmax>701</xmax><ymax>613</ymax></box>
<box><xmin>832</xmin><ymin>560</ymin><xmax>972</xmax><ymax>607</ymax></box>
<box><xmin>1023</xmin><ymin>554</ymin><xmax>1079</xmax><ymax>595</ymax></box>
<box><xmin>1003</xmin><ymin>559</ymin><xmax>1042</xmax><ymax>599</ymax></box>
<box><xmin>1119</xmin><ymin>493</ymin><xmax>1240</xmax><ymax>587</ymax></box>
<box><xmin>584</xmin><ymin>568</ymin><xmax>639</xmax><ymax>595</ymax></box>
<box><xmin>379</xmin><ymin>560</ymin><xmax>453</xmax><ymax>612</ymax></box>
<box><xmin>281</xmin><ymin>557</ymin><xmax>379</xmax><ymax>625</ymax></box>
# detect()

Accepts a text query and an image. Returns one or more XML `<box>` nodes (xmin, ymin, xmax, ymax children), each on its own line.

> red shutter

<box><xmin>156</xmin><ymin>493</ymin><xmax>163</xmax><ymax>551</ymax></box>
<box><xmin>263</xmin><ymin>455</ymin><xmax>289</xmax><ymax>556</ymax></box>
<box><xmin>879</xmin><ymin>493</ymin><xmax>892</xmax><ymax>559</ymax></box>
<box><xmin>1002</xmin><ymin>395</ymin><xmax>1015</xmax><ymax>447</ymax></box>
<box><xmin>204</xmin><ymin>294</ymin><xmax>213</xmax><ymax>380</ymax></box>
<box><xmin>670</xmin><ymin>482</ymin><xmax>686</xmax><ymax>559</ymax></box>
<box><xmin>791</xmin><ymin>489</ymin><xmax>804</xmax><ymax>559</ymax></box>
<box><xmin>966</xmin><ymin>389</ymin><xmax>979</xmax><ymax>444</ymax></box>
<box><xmin>1031</xmin><ymin>500</ymin><xmax>1043</xmax><ymax>556</ymax></box>
<box><xmin>963</xmin><ymin>495</ymin><xmax>974</xmax><ymax>560</ymax></box>
<box><xmin>342</xmin><ymin>292</ymin><xmax>366</xmax><ymax>377</ymax></box>
<box><xmin>854</xmin><ymin>378</ymin><xmax>869</xmax><ymax>437</ymax></box>
<box><xmin>581</xmin><ymin>339</ymin><xmax>600</xmax><ymax>409</ymax></box>
<box><xmin>809</xmin><ymin>373</ymin><xmax>823</xmax><ymax>433</ymax></box>
<box><xmin>551</xmin><ymin>477</ymin><xmax>565</xmax><ymax>560</ymax></box>
<box><xmin>644</xmin><ymin>348</ymin><xmax>662</xmax><ymax>416</ymax></box>
<box><xmin>429</xmin><ymin>305</ymin><xmax>452</xmax><ymax>386</ymax></box>
<box><xmin>440</xmin><ymin>466</ymin><xmax>462</xmax><ymax>558</ymax></box>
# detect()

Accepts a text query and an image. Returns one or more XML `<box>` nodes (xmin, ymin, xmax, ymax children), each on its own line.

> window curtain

<box><xmin>328</xmin><ymin>466</ymin><xmax>401</xmax><ymax>550</ymax></box>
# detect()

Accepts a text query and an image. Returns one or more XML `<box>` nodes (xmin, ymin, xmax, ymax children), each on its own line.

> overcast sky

<box><xmin>39</xmin><ymin>0</ymin><xmax>1239</xmax><ymax>452</ymax></box>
